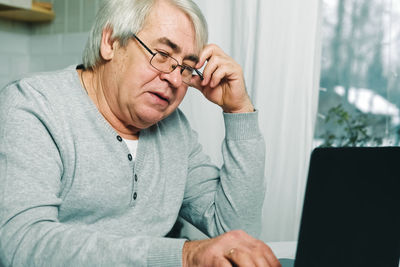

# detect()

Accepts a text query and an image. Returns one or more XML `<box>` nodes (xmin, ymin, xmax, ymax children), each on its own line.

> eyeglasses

<box><xmin>132</xmin><ymin>34</ymin><xmax>203</xmax><ymax>85</ymax></box>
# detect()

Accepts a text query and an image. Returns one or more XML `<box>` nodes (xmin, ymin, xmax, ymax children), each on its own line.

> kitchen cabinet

<box><xmin>0</xmin><ymin>0</ymin><xmax>54</xmax><ymax>22</ymax></box>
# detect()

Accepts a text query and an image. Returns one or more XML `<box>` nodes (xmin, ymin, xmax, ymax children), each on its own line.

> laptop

<box><xmin>282</xmin><ymin>147</ymin><xmax>400</xmax><ymax>267</ymax></box>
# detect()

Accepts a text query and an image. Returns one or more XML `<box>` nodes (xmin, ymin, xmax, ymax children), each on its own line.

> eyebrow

<box><xmin>156</xmin><ymin>37</ymin><xmax>199</xmax><ymax>63</ymax></box>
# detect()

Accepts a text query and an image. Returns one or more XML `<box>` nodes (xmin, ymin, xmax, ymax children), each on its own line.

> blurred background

<box><xmin>0</xmin><ymin>0</ymin><xmax>399</xmax><ymax>244</ymax></box>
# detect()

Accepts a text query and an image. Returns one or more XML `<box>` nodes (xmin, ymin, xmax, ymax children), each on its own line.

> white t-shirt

<box><xmin>123</xmin><ymin>138</ymin><xmax>138</xmax><ymax>161</ymax></box>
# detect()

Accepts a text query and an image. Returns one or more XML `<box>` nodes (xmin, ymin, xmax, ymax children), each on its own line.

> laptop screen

<box><xmin>294</xmin><ymin>147</ymin><xmax>400</xmax><ymax>267</ymax></box>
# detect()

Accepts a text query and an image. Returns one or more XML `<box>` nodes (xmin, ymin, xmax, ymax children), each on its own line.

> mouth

<box><xmin>149</xmin><ymin>91</ymin><xmax>170</xmax><ymax>104</ymax></box>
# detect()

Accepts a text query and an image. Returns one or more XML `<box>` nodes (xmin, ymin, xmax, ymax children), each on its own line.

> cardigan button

<box><xmin>116</xmin><ymin>135</ymin><xmax>122</xmax><ymax>142</ymax></box>
<box><xmin>133</xmin><ymin>192</ymin><xmax>137</xmax><ymax>200</ymax></box>
<box><xmin>128</xmin><ymin>154</ymin><xmax>133</xmax><ymax>161</ymax></box>
<box><xmin>134</xmin><ymin>174</ymin><xmax>138</xmax><ymax>182</ymax></box>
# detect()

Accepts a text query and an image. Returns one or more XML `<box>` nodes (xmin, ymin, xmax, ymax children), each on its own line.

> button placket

<box><xmin>117</xmin><ymin>134</ymin><xmax>137</xmax><ymax>206</ymax></box>
<box><xmin>131</xmin><ymin>173</ymin><xmax>138</xmax><ymax>203</ymax></box>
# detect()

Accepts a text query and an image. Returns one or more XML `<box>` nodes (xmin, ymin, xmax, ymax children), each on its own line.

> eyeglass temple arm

<box><xmin>132</xmin><ymin>34</ymin><xmax>156</xmax><ymax>56</ymax></box>
<box><xmin>194</xmin><ymin>68</ymin><xmax>204</xmax><ymax>80</ymax></box>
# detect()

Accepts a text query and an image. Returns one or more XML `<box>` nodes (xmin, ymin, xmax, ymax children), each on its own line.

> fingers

<box><xmin>195</xmin><ymin>43</ymin><xmax>220</xmax><ymax>69</ymax></box>
<box><xmin>182</xmin><ymin>230</ymin><xmax>280</xmax><ymax>267</ymax></box>
<box><xmin>188</xmin><ymin>74</ymin><xmax>204</xmax><ymax>90</ymax></box>
<box><xmin>217</xmin><ymin>257</ymin><xmax>236</xmax><ymax>267</ymax></box>
<box><xmin>201</xmin><ymin>56</ymin><xmax>226</xmax><ymax>88</ymax></box>
<box><xmin>225</xmin><ymin>247</ymin><xmax>280</xmax><ymax>267</ymax></box>
<box><xmin>251</xmin><ymin>241</ymin><xmax>281</xmax><ymax>267</ymax></box>
<box><xmin>207</xmin><ymin>64</ymin><xmax>229</xmax><ymax>88</ymax></box>
<box><xmin>195</xmin><ymin>44</ymin><xmax>241</xmax><ymax>88</ymax></box>
<box><xmin>191</xmin><ymin>44</ymin><xmax>253</xmax><ymax>113</ymax></box>
<box><xmin>225</xmin><ymin>247</ymin><xmax>258</xmax><ymax>267</ymax></box>
<box><xmin>223</xmin><ymin>237</ymin><xmax>281</xmax><ymax>267</ymax></box>
<box><xmin>222</xmin><ymin>230</ymin><xmax>281</xmax><ymax>267</ymax></box>
<box><xmin>263</xmin><ymin>244</ymin><xmax>281</xmax><ymax>267</ymax></box>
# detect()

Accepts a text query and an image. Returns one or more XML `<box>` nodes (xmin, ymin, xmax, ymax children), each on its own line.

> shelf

<box><xmin>0</xmin><ymin>2</ymin><xmax>54</xmax><ymax>22</ymax></box>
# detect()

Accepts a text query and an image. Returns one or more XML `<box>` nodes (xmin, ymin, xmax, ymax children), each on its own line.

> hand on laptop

<box><xmin>182</xmin><ymin>230</ymin><xmax>281</xmax><ymax>267</ymax></box>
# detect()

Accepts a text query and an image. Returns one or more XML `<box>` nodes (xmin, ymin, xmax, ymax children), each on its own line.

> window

<box><xmin>315</xmin><ymin>0</ymin><xmax>400</xmax><ymax>147</ymax></box>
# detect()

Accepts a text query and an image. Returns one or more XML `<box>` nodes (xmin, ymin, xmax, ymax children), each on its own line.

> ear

<box><xmin>100</xmin><ymin>27</ymin><xmax>116</xmax><ymax>61</ymax></box>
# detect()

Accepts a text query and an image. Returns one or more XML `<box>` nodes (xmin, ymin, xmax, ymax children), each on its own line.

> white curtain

<box><xmin>180</xmin><ymin>0</ymin><xmax>322</xmax><ymax>242</ymax></box>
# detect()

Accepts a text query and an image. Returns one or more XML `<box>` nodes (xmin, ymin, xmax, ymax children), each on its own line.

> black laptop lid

<box><xmin>295</xmin><ymin>147</ymin><xmax>400</xmax><ymax>267</ymax></box>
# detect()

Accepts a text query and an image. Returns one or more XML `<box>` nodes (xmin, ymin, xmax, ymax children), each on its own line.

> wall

<box><xmin>0</xmin><ymin>0</ymin><xmax>100</xmax><ymax>88</ymax></box>
<box><xmin>0</xmin><ymin>30</ymin><xmax>30</xmax><ymax>87</ymax></box>
<box><xmin>0</xmin><ymin>30</ymin><xmax>88</xmax><ymax>88</ymax></box>
<box><xmin>0</xmin><ymin>18</ymin><xmax>29</xmax><ymax>87</ymax></box>
<box><xmin>32</xmin><ymin>0</ymin><xmax>102</xmax><ymax>35</ymax></box>
<box><xmin>29</xmin><ymin>32</ymin><xmax>87</xmax><ymax>73</ymax></box>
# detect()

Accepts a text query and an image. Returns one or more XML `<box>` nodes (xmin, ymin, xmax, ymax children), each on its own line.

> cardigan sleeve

<box><xmin>180</xmin><ymin>111</ymin><xmax>266</xmax><ymax>238</ymax></box>
<box><xmin>0</xmin><ymin>81</ymin><xmax>186</xmax><ymax>267</ymax></box>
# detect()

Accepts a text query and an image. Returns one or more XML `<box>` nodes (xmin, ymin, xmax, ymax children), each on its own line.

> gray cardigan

<box><xmin>0</xmin><ymin>66</ymin><xmax>266</xmax><ymax>266</ymax></box>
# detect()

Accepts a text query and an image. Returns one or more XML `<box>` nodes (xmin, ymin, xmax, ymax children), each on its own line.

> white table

<box><xmin>266</xmin><ymin>241</ymin><xmax>297</xmax><ymax>259</ymax></box>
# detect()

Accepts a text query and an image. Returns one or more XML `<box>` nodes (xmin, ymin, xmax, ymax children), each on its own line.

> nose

<box><xmin>159</xmin><ymin>67</ymin><xmax>184</xmax><ymax>88</ymax></box>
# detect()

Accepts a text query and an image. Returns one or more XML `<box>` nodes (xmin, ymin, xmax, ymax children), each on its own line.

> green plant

<box><xmin>319</xmin><ymin>104</ymin><xmax>383</xmax><ymax>147</ymax></box>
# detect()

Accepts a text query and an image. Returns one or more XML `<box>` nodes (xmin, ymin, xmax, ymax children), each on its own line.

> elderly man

<box><xmin>0</xmin><ymin>0</ymin><xmax>279</xmax><ymax>266</ymax></box>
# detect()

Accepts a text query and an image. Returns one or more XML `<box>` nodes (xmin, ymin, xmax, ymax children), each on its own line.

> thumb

<box><xmin>188</xmin><ymin>75</ymin><xmax>205</xmax><ymax>92</ymax></box>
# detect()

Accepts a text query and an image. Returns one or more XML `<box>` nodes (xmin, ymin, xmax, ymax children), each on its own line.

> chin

<box><xmin>136</xmin><ymin>111</ymin><xmax>168</xmax><ymax>128</ymax></box>
<box><xmin>132</xmin><ymin>103</ymin><xmax>177</xmax><ymax>128</ymax></box>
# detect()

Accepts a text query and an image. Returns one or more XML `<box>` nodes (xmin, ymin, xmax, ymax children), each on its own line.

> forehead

<box><xmin>139</xmin><ymin>0</ymin><xmax>198</xmax><ymax>54</ymax></box>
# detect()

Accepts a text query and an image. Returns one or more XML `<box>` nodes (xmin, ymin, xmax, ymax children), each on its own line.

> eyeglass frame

<box><xmin>132</xmin><ymin>34</ymin><xmax>204</xmax><ymax>84</ymax></box>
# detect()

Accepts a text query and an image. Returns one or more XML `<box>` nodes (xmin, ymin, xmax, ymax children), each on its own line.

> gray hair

<box><xmin>82</xmin><ymin>0</ymin><xmax>208</xmax><ymax>69</ymax></box>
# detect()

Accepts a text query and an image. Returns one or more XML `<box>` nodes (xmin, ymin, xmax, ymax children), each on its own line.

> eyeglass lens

<box><xmin>151</xmin><ymin>53</ymin><xmax>200</xmax><ymax>84</ymax></box>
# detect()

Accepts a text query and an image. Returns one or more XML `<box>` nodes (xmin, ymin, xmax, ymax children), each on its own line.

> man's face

<box><xmin>103</xmin><ymin>0</ymin><xmax>198</xmax><ymax>130</ymax></box>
